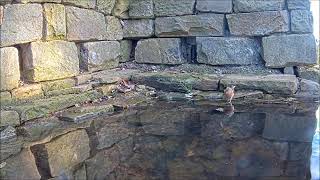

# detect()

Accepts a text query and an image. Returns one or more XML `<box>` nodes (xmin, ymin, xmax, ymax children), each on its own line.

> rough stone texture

<box><xmin>287</xmin><ymin>0</ymin><xmax>310</xmax><ymax>10</ymax></box>
<box><xmin>154</xmin><ymin>0</ymin><xmax>195</xmax><ymax>17</ymax></box>
<box><xmin>0</xmin><ymin>148</ymin><xmax>41</xmax><ymax>180</ymax></box>
<box><xmin>85</xmin><ymin>146</ymin><xmax>120</xmax><ymax>180</ymax></box>
<box><xmin>284</xmin><ymin>67</ymin><xmax>295</xmax><ymax>75</ymax></box>
<box><xmin>129</xmin><ymin>0</ymin><xmax>154</xmax><ymax>18</ymax></box>
<box><xmin>0</xmin><ymin>0</ymin><xmax>12</xmax><ymax>5</ymax></box>
<box><xmin>135</xmin><ymin>38</ymin><xmax>187</xmax><ymax>65</ymax></box>
<box><xmin>291</xmin><ymin>10</ymin><xmax>313</xmax><ymax>33</ymax></box>
<box><xmin>120</xmin><ymin>40</ymin><xmax>133</xmax><ymax>62</ymax></box>
<box><xmin>105</xmin><ymin>16</ymin><xmax>123</xmax><ymax>40</ymax></box>
<box><xmin>16</xmin><ymin>0</ymin><xmax>60</xmax><ymax>2</ymax></box>
<box><xmin>80</xmin><ymin>41</ymin><xmax>120</xmax><ymax>72</ymax></box>
<box><xmin>122</xmin><ymin>19</ymin><xmax>154</xmax><ymax>38</ymax></box>
<box><xmin>220</xmin><ymin>74</ymin><xmax>299</xmax><ymax>95</ymax></box>
<box><xmin>0</xmin><ymin>4</ymin><xmax>43</xmax><ymax>47</ymax></box>
<box><xmin>66</xmin><ymin>6</ymin><xmax>107</xmax><ymax>41</ymax></box>
<box><xmin>42</xmin><ymin>78</ymin><xmax>76</xmax><ymax>94</ymax></box>
<box><xmin>196</xmin><ymin>0</ymin><xmax>232</xmax><ymax>13</ymax></box>
<box><xmin>297</xmin><ymin>66</ymin><xmax>320</xmax><ymax>84</ymax></box>
<box><xmin>0</xmin><ymin>111</ymin><xmax>20</xmax><ymax>127</ymax></box>
<box><xmin>112</xmin><ymin>0</ymin><xmax>129</xmax><ymax>18</ymax></box>
<box><xmin>10</xmin><ymin>91</ymin><xmax>101</xmax><ymax>121</ymax></box>
<box><xmin>97</xmin><ymin>0</ymin><xmax>116</xmax><ymax>15</ymax></box>
<box><xmin>0</xmin><ymin>47</ymin><xmax>20</xmax><ymax>91</ymax></box>
<box><xmin>0</xmin><ymin>6</ymin><xmax>3</xmax><ymax>25</ymax></box>
<box><xmin>11</xmin><ymin>84</ymin><xmax>44</xmax><ymax>100</ymax></box>
<box><xmin>262</xmin><ymin>34</ymin><xmax>317</xmax><ymax>68</ymax></box>
<box><xmin>155</xmin><ymin>14</ymin><xmax>224</xmax><ymax>37</ymax></box>
<box><xmin>21</xmin><ymin>41</ymin><xmax>79</xmax><ymax>82</ymax></box>
<box><xmin>296</xmin><ymin>79</ymin><xmax>320</xmax><ymax>97</ymax></box>
<box><xmin>197</xmin><ymin>37</ymin><xmax>262</xmax><ymax>65</ymax></box>
<box><xmin>63</xmin><ymin>0</ymin><xmax>95</xmax><ymax>8</ymax></box>
<box><xmin>75</xmin><ymin>73</ymin><xmax>92</xmax><ymax>85</ymax></box>
<box><xmin>18</xmin><ymin>116</ymin><xmax>90</xmax><ymax>143</ymax></box>
<box><xmin>227</xmin><ymin>11</ymin><xmax>289</xmax><ymax>36</ymax></box>
<box><xmin>132</xmin><ymin>72</ymin><xmax>220</xmax><ymax>92</ymax></box>
<box><xmin>43</xmin><ymin>3</ymin><xmax>66</xmax><ymax>40</ymax></box>
<box><xmin>0</xmin><ymin>135</ymin><xmax>22</xmax><ymax>161</ymax></box>
<box><xmin>95</xmin><ymin>122</ymin><xmax>132</xmax><ymax>149</ymax></box>
<box><xmin>0</xmin><ymin>91</ymin><xmax>12</xmax><ymax>105</ymax></box>
<box><xmin>42</xmin><ymin>130</ymin><xmax>90</xmax><ymax>177</ymax></box>
<box><xmin>263</xmin><ymin>113</ymin><xmax>317</xmax><ymax>142</ymax></box>
<box><xmin>234</xmin><ymin>0</ymin><xmax>285</xmax><ymax>12</ymax></box>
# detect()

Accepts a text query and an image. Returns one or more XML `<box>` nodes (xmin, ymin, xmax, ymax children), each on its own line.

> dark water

<box><xmin>1</xmin><ymin>101</ymin><xmax>319</xmax><ymax>180</ymax></box>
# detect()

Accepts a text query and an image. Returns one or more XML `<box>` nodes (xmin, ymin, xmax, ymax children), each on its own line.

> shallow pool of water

<box><xmin>1</xmin><ymin>101</ymin><xmax>319</xmax><ymax>180</ymax></box>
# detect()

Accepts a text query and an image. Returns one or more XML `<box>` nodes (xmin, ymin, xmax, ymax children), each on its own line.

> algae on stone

<box><xmin>43</xmin><ymin>3</ymin><xmax>66</xmax><ymax>40</ymax></box>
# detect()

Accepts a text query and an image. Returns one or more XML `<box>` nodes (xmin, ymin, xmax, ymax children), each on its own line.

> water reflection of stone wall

<box><xmin>0</xmin><ymin>102</ymin><xmax>318</xmax><ymax>179</ymax></box>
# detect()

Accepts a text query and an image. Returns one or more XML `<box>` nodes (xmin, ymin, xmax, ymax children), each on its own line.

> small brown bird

<box><xmin>224</xmin><ymin>85</ymin><xmax>236</xmax><ymax>103</ymax></box>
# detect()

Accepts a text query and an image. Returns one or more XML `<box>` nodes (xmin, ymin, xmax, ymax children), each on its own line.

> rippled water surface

<box><xmin>1</xmin><ymin>101</ymin><xmax>319</xmax><ymax>180</ymax></box>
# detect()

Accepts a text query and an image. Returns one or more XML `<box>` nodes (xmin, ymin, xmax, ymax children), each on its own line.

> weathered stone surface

<box><xmin>95</xmin><ymin>122</ymin><xmax>132</xmax><ymax>149</ymax></box>
<box><xmin>0</xmin><ymin>148</ymin><xmax>41</xmax><ymax>180</ymax></box>
<box><xmin>97</xmin><ymin>0</ymin><xmax>116</xmax><ymax>15</ymax></box>
<box><xmin>135</xmin><ymin>38</ymin><xmax>187</xmax><ymax>64</ymax></box>
<box><xmin>155</xmin><ymin>14</ymin><xmax>224</xmax><ymax>37</ymax></box>
<box><xmin>92</xmin><ymin>69</ymin><xmax>139</xmax><ymax>84</ymax></box>
<box><xmin>297</xmin><ymin>66</ymin><xmax>320</xmax><ymax>84</ymax></box>
<box><xmin>112</xmin><ymin>0</ymin><xmax>129</xmax><ymax>18</ymax></box>
<box><xmin>0</xmin><ymin>47</ymin><xmax>20</xmax><ymax>91</ymax></box>
<box><xmin>63</xmin><ymin>0</ymin><xmax>95</xmax><ymax>8</ymax></box>
<box><xmin>85</xmin><ymin>146</ymin><xmax>120</xmax><ymax>180</ymax></box>
<box><xmin>0</xmin><ymin>0</ymin><xmax>11</xmax><ymax>5</ymax></box>
<box><xmin>66</xmin><ymin>6</ymin><xmax>107</xmax><ymax>41</ymax></box>
<box><xmin>0</xmin><ymin>4</ymin><xmax>43</xmax><ymax>47</ymax></box>
<box><xmin>234</xmin><ymin>0</ymin><xmax>285</xmax><ymax>12</ymax></box>
<box><xmin>45</xmin><ymin>84</ymin><xmax>92</xmax><ymax>97</ymax></box>
<box><xmin>287</xmin><ymin>0</ymin><xmax>310</xmax><ymax>10</ymax></box>
<box><xmin>9</xmin><ymin>91</ymin><xmax>101</xmax><ymax>121</ymax></box>
<box><xmin>284</xmin><ymin>67</ymin><xmax>295</xmax><ymax>75</ymax></box>
<box><xmin>200</xmin><ymin>112</ymin><xmax>265</xmax><ymax>140</ymax></box>
<box><xmin>43</xmin><ymin>3</ymin><xmax>66</xmax><ymax>40</ymax></box>
<box><xmin>196</xmin><ymin>0</ymin><xmax>232</xmax><ymax>13</ymax></box>
<box><xmin>120</xmin><ymin>40</ymin><xmax>133</xmax><ymax>62</ymax></box>
<box><xmin>129</xmin><ymin>0</ymin><xmax>154</xmax><ymax>18</ymax></box>
<box><xmin>105</xmin><ymin>16</ymin><xmax>123</xmax><ymax>40</ymax></box>
<box><xmin>41</xmin><ymin>130</ymin><xmax>90</xmax><ymax>177</ymax></box>
<box><xmin>291</xmin><ymin>10</ymin><xmax>313</xmax><ymax>33</ymax></box>
<box><xmin>11</xmin><ymin>84</ymin><xmax>44</xmax><ymax>100</ymax></box>
<box><xmin>263</xmin><ymin>113</ymin><xmax>317</xmax><ymax>142</ymax></box>
<box><xmin>0</xmin><ymin>111</ymin><xmax>19</xmax><ymax>127</ymax></box>
<box><xmin>60</xmin><ymin>104</ymin><xmax>114</xmax><ymax>123</ymax></box>
<box><xmin>42</xmin><ymin>78</ymin><xmax>76</xmax><ymax>94</ymax></box>
<box><xmin>220</xmin><ymin>74</ymin><xmax>299</xmax><ymax>95</ymax></box>
<box><xmin>96</xmin><ymin>84</ymin><xmax>117</xmax><ymax>95</ymax></box>
<box><xmin>18</xmin><ymin>116</ymin><xmax>90</xmax><ymax>143</ymax></box>
<box><xmin>80</xmin><ymin>41</ymin><xmax>120</xmax><ymax>72</ymax></box>
<box><xmin>154</xmin><ymin>0</ymin><xmax>195</xmax><ymax>17</ymax></box>
<box><xmin>262</xmin><ymin>34</ymin><xmax>317</xmax><ymax>68</ymax></box>
<box><xmin>227</xmin><ymin>11</ymin><xmax>289</xmax><ymax>36</ymax></box>
<box><xmin>132</xmin><ymin>72</ymin><xmax>219</xmax><ymax>92</ymax></box>
<box><xmin>16</xmin><ymin>0</ymin><xmax>60</xmax><ymax>2</ymax></box>
<box><xmin>123</xmin><ymin>19</ymin><xmax>154</xmax><ymax>38</ymax></box>
<box><xmin>0</xmin><ymin>126</ymin><xmax>16</xmax><ymax>141</ymax></box>
<box><xmin>74</xmin><ymin>73</ymin><xmax>92</xmax><ymax>85</ymax></box>
<box><xmin>21</xmin><ymin>41</ymin><xmax>79</xmax><ymax>82</ymax></box>
<box><xmin>0</xmin><ymin>136</ymin><xmax>22</xmax><ymax>161</ymax></box>
<box><xmin>0</xmin><ymin>91</ymin><xmax>12</xmax><ymax>105</ymax></box>
<box><xmin>197</xmin><ymin>37</ymin><xmax>262</xmax><ymax>65</ymax></box>
<box><xmin>296</xmin><ymin>79</ymin><xmax>320</xmax><ymax>98</ymax></box>
<box><xmin>0</xmin><ymin>6</ymin><xmax>3</xmax><ymax>25</ymax></box>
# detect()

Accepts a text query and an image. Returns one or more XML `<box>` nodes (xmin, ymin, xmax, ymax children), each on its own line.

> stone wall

<box><xmin>0</xmin><ymin>0</ymin><xmax>318</xmax><ymax>104</ymax></box>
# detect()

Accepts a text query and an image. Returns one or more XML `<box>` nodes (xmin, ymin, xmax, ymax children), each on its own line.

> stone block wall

<box><xmin>0</xmin><ymin>0</ymin><xmax>318</xmax><ymax>103</ymax></box>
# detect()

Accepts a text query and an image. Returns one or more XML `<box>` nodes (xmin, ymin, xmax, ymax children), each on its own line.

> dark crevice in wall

<box><xmin>130</xmin><ymin>40</ymin><xmax>138</xmax><ymax>61</ymax></box>
<box><xmin>15</xmin><ymin>44</ymin><xmax>25</xmax><ymax>82</ymax></box>
<box><xmin>182</xmin><ymin>37</ymin><xmax>197</xmax><ymax>64</ymax></box>
<box><xmin>85</xmin><ymin>124</ymin><xmax>99</xmax><ymax>157</ymax></box>
<box><xmin>77</xmin><ymin>43</ymin><xmax>88</xmax><ymax>72</ymax></box>
<box><xmin>30</xmin><ymin>144</ymin><xmax>53</xmax><ymax>180</ymax></box>
<box><xmin>224</xmin><ymin>15</ymin><xmax>231</xmax><ymax>37</ymax></box>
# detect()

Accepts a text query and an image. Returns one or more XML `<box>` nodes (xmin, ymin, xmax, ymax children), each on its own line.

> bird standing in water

<box><xmin>224</xmin><ymin>85</ymin><xmax>236</xmax><ymax>103</ymax></box>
